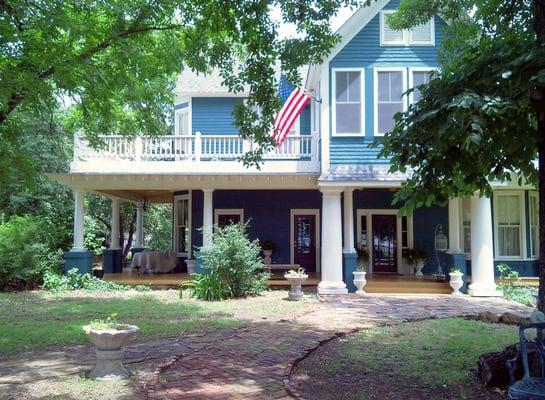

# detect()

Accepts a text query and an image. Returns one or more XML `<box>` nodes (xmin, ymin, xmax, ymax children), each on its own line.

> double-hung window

<box><xmin>175</xmin><ymin>195</ymin><xmax>191</xmax><ymax>257</ymax></box>
<box><xmin>374</xmin><ymin>68</ymin><xmax>406</xmax><ymax>136</ymax></box>
<box><xmin>409</xmin><ymin>68</ymin><xmax>434</xmax><ymax>104</ymax></box>
<box><xmin>332</xmin><ymin>69</ymin><xmax>364</xmax><ymax>136</ymax></box>
<box><xmin>176</xmin><ymin>108</ymin><xmax>190</xmax><ymax>136</ymax></box>
<box><xmin>380</xmin><ymin>11</ymin><xmax>435</xmax><ymax>46</ymax></box>
<box><xmin>529</xmin><ymin>191</ymin><xmax>539</xmax><ymax>258</ymax></box>
<box><xmin>460</xmin><ymin>198</ymin><xmax>472</xmax><ymax>254</ymax></box>
<box><xmin>494</xmin><ymin>192</ymin><xmax>524</xmax><ymax>258</ymax></box>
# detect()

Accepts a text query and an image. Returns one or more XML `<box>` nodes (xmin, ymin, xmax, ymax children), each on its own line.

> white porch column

<box><xmin>343</xmin><ymin>188</ymin><xmax>355</xmax><ymax>253</ymax></box>
<box><xmin>202</xmin><ymin>189</ymin><xmax>214</xmax><ymax>247</ymax></box>
<box><xmin>318</xmin><ymin>188</ymin><xmax>348</xmax><ymax>295</ymax></box>
<box><xmin>135</xmin><ymin>202</ymin><xmax>144</xmax><ymax>248</ymax></box>
<box><xmin>447</xmin><ymin>198</ymin><xmax>462</xmax><ymax>253</ymax></box>
<box><xmin>110</xmin><ymin>198</ymin><xmax>121</xmax><ymax>250</ymax></box>
<box><xmin>72</xmin><ymin>189</ymin><xmax>86</xmax><ymax>251</ymax></box>
<box><xmin>468</xmin><ymin>195</ymin><xmax>501</xmax><ymax>296</ymax></box>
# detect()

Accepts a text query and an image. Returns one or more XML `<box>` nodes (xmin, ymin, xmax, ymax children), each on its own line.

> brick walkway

<box><xmin>143</xmin><ymin>295</ymin><xmax>532</xmax><ymax>400</ymax></box>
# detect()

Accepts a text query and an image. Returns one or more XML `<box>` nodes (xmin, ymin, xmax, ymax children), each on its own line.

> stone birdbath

<box><xmin>83</xmin><ymin>317</ymin><xmax>139</xmax><ymax>380</ymax></box>
<box><xmin>284</xmin><ymin>268</ymin><xmax>308</xmax><ymax>301</ymax></box>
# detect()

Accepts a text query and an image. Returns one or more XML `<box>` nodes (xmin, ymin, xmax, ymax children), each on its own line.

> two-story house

<box><xmin>52</xmin><ymin>0</ymin><xmax>538</xmax><ymax>296</ymax></box>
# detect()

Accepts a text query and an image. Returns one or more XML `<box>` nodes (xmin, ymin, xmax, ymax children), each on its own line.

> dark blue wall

<box><xmin>190</xmin><ymin>190</ymin><xmax>322</xmax><ymax>265</ymax></box>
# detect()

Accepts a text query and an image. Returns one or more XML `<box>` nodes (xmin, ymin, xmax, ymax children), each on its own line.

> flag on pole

<box><xmin>273</xmin><ymin>74</ymin><xmax>311</xmax><ymax>146</ymax></box>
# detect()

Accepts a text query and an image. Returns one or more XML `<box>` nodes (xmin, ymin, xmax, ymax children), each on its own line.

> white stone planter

<box><xmin>448</xmin><ymin>272</ymin><xmax>464</xmax><ymax>296</ymax></box>
<box><xmin>83</xmin><ymin>324</ymin><xmax>139</xmax><ymax>380</ymax></box>
<box><xmin>414</xmin><ymin>261</ymin><xmax>425</xmax><ymax>276</ymax></box>
<box><xmin>186</xmin><ymin>259</ymin><xmax>196</xmax><ymax>274</ymax></box>
<box><xmin>284</xmin><ymin>274</ymin><xmax>308</xmax><ymax>301</ymax></box>
<box><xmin>263</xmin><ymin>249</ymin><xmax>273</xmax><ymax>265</ymax></box>
<box><xmin>353</xmin><ymin>271</ymin><xmax>367</xmax><ymax>295</ymax></box>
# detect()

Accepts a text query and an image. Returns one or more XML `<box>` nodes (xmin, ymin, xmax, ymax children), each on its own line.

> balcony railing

<box><xmin>72</xmin><ymin>132</ymin><xmax>318</xmax><ymax>172</ymax></box>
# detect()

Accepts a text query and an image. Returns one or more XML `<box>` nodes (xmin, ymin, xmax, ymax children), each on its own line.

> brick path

<box><xmin>143</xmin><ymin>295</ymin><xmax>532</xmax><ymax>400</ymax></box>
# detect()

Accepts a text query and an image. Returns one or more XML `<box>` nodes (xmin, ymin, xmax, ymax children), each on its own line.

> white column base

<box><xmin>468</xmin><ymin>283</ymin><xmax>502</xmax><ymax>297</ymax></box>
<box><xmin>317</xmin><ymin>281</ymin><xmax>348</xmax><ymax>295</ymax></box>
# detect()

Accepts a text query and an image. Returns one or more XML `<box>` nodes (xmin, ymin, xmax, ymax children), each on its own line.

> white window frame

<box><xmin>374</xmin><ymin>67</ymin><xmax>408</xmax><ymax>137</ymax></box>
<box><xmin>529</xmin><ymin>191</ymin><xmax>539</xmax><ymax>259</ymax></box>
<box><xmin>331</xmin><ymin>68</ymin><xmax>365</xmax><ymax>137</ymax></box>
<box><xmin>356</xmin><ymin>209</ymin><xmax>413</xmax><ymax>274</ymax></box>
<box><xmin>174</xmin><ymin>193</ymin><xmax>192</xmax><ymax>258</ymax></box>
<box><xmin>408</xmin><ymin>67</ymin><xmax>436</xmax><ymax>105</ymax></box>
<box><xmin>290</xmin><ymin>209</ymin><xmax>321</xmax><ymax>273</ymax></box>
<box><xmin>493</xmin><ymin>191</ymin><xmax>526</xmax><ymax>260</ymax></box>
<box><xmin>459</xmin><ymin>197</ymin><xmax>472</xmax><ymax>258</ymax></box>
<box><xmin>214</xmin><ymin>209</ymin><xmax>244</xmax><ymax>226</ymax></box>
<box><xmin>174</xmin><ymin>99</ymin><xmax>192</xmax><ymax>136</ymax></box>
<box><xmin>380</xmin><ymin>10</ymin><xmax>435</xmax><ymax>47</ymax></box>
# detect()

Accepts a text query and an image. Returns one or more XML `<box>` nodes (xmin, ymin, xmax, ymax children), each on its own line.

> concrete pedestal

<box><xmin>89</xmin><ymin>348</ymin><xmax>129</xmax><ymax>380</ymax></box>
<box><xmin>343</xmin><ymin>252</ymin><xmax>358</xmax><ymax>293</ymax></box>
<box><xmin>103</xmin><ymin>249</ymin><xmax>123</xmax><ymax>274</ymax></box>
<box><xmin>64</xmin><ymin>251</ymin><xmax>93</xmax><ymax>274</ymax></box>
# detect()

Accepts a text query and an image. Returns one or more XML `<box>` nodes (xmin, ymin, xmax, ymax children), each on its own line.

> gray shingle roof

<box><xmin>319</xmin><ymin>164</ymin><xmax>411</xmax><ymax>182</ymax></box>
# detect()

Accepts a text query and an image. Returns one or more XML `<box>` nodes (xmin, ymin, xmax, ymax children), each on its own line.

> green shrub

<box><xmin>180</xmin><ymin>223</ymin><xmax>270</xmax><ymax>300</ymax></box>
<box><xmin>44</xmin><ymin>268</ymin><xmax>151</xmax><ymax>292</ymax></box>
<box><xmin>497</xmin><ymin>264</ymin><xmax>538</xmax><ymax>306</ymax></box>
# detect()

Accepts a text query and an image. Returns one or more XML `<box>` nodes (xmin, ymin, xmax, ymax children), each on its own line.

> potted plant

<box><xmin>284</xmin><ymin>268</ymin><xmax>308</xmax><ymax>301</ymax></box>
<box><xmin>448</xmin><ymin>268</ymin><xmax>464</xmax><ymax>296</ymax></box>
<box><xmin>406</xmin><ymin>248</ymin><xmax>428</xmax><ymax>276</ymax></box>
<box><xmin>83</xmin><ymin>313</ymin><xmax>139</xmax><ymax>380</ymax></box>
<box><xmin>354</xmin><ymin>245</ymin><xmax>369</xmax><ymax>295</ymax></box>
<box><xmin>261</xmin><ymin>239</ymin><xmax>276</xmax><ymax>265</ymax></box>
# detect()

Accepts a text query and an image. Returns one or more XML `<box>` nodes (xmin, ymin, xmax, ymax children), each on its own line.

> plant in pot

<box><xmin>284</xmin><ymin>268</ymin><xmax>308</xmax><ymax>301</ymax></box>
<box><xmin>354</xmin><ymin>244</ymin><xmax>369</xmax><ymax>295</ymax></box>
<box><xmin>406</xmin><ymin>248</ymin><xmax>428</xmax><ymax>277</ymax></box>
<box><xmin>83</xmin><ymin>313</ymin><xmax>139</xmax><ymax>380</ymax></box>
<box><xmin>261</xmin><ymin>239</ymin><xmax>276</xmax><ymax>265</ymax></box>
<box><xmin>448</xmin><ymin>268</ymin><xmax>464</xmax><ymax>296</ymax></box>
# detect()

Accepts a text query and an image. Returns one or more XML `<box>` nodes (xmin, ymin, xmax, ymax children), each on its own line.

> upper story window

<box><xmin>409</xmin><ymin>68</ymin><xmax>434</xmax><ymax>103</ymax></box>
<box><xmin>176</xmin><ymin>108</ymin><xmax>190</xmax><ymax>136</ymax></box>
<box><xmin>529</xmin><ymin>191</ymin><xmax>539</xmax><ymax>258</ymax></box>
<box><xmin>494</xmin><ymin>192</ymin><xmax>524</xmax><ymax>259</ymax></box>
<box><xmin>374</xmin><ymin>68</ymin><xmax>406</xmax><ymax>136</ymax></box>
<box><xmin>332</xmin><ymin>69</ymin><xmax>365</xmax><ymax>136</ymax></box>
<box><xmin>380</xmin><ymin>11</ymin><xmax>435</xmax><ymax>46</ymax></box>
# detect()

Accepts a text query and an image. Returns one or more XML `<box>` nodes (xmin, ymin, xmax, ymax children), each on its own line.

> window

<box><xmin>214</xmin><ymin>209</ymin><xmax>244</xmax><ymax>228</ymax></box>
<box><xmin>380</xmin><ymin>11</ymin><xmax>435</xmax><ymax>46</ymax></box>
<box><xmin>175</xmin><ymin>195</ymin><xmax>190</xmax><ymax>256</ymax></box>
<box><xmin>529</xmin><ymin>192</ymin><xmax>539</xmax><ymax>258</ymax></box>
<box><xmin>176</xmin><ymin>109</ymin><xmax>189</xmax><ymax>136</ymax></box>
<box><xmin>401</xmin><ymin>216</ymin><xmax>409</xmax><ymax>249</ymax></box>
<box><xmin>409</xmin><ymin>69</ymin><xmax>434</xmax><ymax>103</ymax></box>
<box><xmin>461</xmin><ymin>198</ymin><xmax>471</xmax><ymax>254</ymax></box>
<box><xmin>494</xmin><ymin>192</ymin><xmax>523</xmax><ymax>258</ymax></box>
<box><xmin>375</xmin><ymin>69</ymin><xmax>406</xmax><ymax>136</ymax></box>
<box><xmin>359</xmin><ymin>215</ymin><xmax>368</xmax><ymax>247</ymax></box>
<box><xmin>333</xmin><ymin>69</ymin><xmax>364</xmax><ymax>136</ymax></box>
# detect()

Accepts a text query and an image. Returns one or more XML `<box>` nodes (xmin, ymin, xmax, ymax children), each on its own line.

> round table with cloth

<box><xmin>130</xmin><ymin>251</ymin><xmax>178</xmax><ymax>273</ymax></box>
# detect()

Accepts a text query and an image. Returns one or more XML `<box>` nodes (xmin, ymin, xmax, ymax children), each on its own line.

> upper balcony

<box><xmin>71</xmin><ymin>132</ymin><xmax>320</xmax><ymax>174</ymax></box>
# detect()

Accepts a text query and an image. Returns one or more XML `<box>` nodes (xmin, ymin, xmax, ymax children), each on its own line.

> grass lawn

<box><xmin>0</xmin><ymin>289</ymin><xmax>318</xmax><ymax>355</ymax></box>
<box><xmin>291</xmin><ymin>318</ymin><xmax>519</xmax><ymax>400</ymax></box>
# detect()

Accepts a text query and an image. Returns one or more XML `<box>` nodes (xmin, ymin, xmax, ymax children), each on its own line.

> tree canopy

<box><xmin>379</xmin><ymin>0</ymin><xmax>545</xmax><ymax>309</ymax></box>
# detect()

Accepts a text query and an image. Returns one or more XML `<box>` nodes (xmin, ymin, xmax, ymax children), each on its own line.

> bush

<box><xmin>180</xmin><ymin>223</ymin><xmax>270</xmax><ymax>300</ymax></box>
<box><xmin>0</xmin><ymin>215</ymin><xmax>64</xmax><ymax>290</ymax></box>
<box><xmin>43</xmin><ymin>268</ymin><xmax>151</xmax><ymax>292</ymax></box>
<box><xmin>497</xmin><ymin>264</ymin><xmax>538</xmax><ymax>306</ymax></box>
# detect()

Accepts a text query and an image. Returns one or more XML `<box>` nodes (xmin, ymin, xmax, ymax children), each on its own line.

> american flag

<box><xmin>273</xmin><ymin>74</ymin><xmax>311</xmax><ymax>146</ymax></box>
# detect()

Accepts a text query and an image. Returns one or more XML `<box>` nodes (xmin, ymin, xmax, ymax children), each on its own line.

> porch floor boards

<box><xmin>103</xmin><ymin>270</ymin><xmax>453</xmax><ymax>294</ymax></box>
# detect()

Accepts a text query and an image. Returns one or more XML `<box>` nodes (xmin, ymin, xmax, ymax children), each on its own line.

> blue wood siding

<box><xmin>192</xmin><ymin>97</ymin><xmax>244</xmax><ymax>135</ymax></box>
<box><xmin>329</xmin><ymin>0</ymin><xmax>448</xmax><ymax>165</ymax></box>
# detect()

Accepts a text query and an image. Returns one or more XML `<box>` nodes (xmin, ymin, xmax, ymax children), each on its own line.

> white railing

<box><xmin>74</xmin><ymin>132</ymin><xmax>317</xmax><ymax>163</ymax></box>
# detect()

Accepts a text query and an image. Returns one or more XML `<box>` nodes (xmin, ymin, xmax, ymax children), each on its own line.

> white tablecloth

<box><xmin>131</xmin><ymin>251</ymin><xmax>178</xmax><ymax>273</ymax></box>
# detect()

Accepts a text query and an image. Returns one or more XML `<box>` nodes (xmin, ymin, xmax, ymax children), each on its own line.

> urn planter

<box><xmin>284</xmin><ymin>274</ymin><xmax>308</xmax><ymax>301</ymax></box>
<box><xmin>263</xmin><ymin>250</ymin><xmax>273</xmax><ymax>265</ymax></box>
<box><xmin>83</xmin><ymin>324</ymin><xmax>139</xmax><ymax>380</ymax></box>
<box><xmin>186</xmin><ymin>259</ymin><xmax>196</xmax><ymax>274</ymax></box>
<box><xmin>352</xmin><ymin>271</ymin><xmax>367</xmax><ymax>295</ymax></box>
<box><xmin>448</xmin><ymin>272</ymin><xmax>464</xmax><ymax>296</ymax></box>
<box><xmin>415</xmin><ymin>261</ymin><xmax>425</xmax><ymax>277</ymax></box>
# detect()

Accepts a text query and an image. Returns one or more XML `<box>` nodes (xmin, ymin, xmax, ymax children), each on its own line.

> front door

<box><xmin>372</xmin><ymin>215</ymin><xmax>397</xmax><ymax>273</ymax></box>
<box><xmin>293</xmin><ymin>214</ymin><xmax>316</xmax><ymax>272</ymax></box>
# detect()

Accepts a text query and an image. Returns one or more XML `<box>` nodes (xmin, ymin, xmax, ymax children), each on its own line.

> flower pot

<box><xmin>263</xmin><ymin>249</ymin><xmax>273</xmax><ymax>265</ymax></box>
<box><xmin>448</xmin><ymin>272</ymin><xmax>464</xmax><ymax>296</ymax></box>
<box><xmin>83</xmin><ymin>325</ymin><xmax>139</xmax><ymax>380</ymax></box>
<box><xmin>284</xmin><ymin>274</ymin><xmax>308</xmax><ymax>301</ymax></box>
<box><xmin>186</xmin><ymin>259</ymin><xmax>196</xmax><ymax>274</ymax></box>
<box><xmin>414</xmin><ymin>261</ymin><xmax>425</xmax><ymax>277</ymax></box>
<box><xmin>352</xmin><ymin>271</ymin><xmax>367</xmax><ymax>295</ymax></box>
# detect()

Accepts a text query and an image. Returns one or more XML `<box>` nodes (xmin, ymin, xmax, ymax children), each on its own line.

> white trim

<box><xmin>493</xmin><ymin>191</ymin><xmax>526</xmax><ymax>260</ymax></box>
<box><xmin>214</xmin><ymin>208</ymin><xmax>244</xmax><ymax>226</ymax></box>
<box><xmin>174</xmin><ymin>193</ymin><xmax>192</xmax><ymax>257</ymax></box>
<box><xmin>331</xmin><ymin>67</ymin><xmax>366</xmax><ymax>137</ymax></box>
<box><xmin>356</xmin><ymin>209</ymin><xmax>413</xmax><ymax>274</ymax></box>
<box><xmin>409</xmin><ymin>16</ymin><xmax>435</xmax><ymax>46</ymax></box>
<box><xmin>320</xmin><ymin>67</ymin><xmax>330</xmax><ymax>173</ymax></box>
<box><xmin>380</xmin><ymin>11</ymin><xmax>435</xmax><ymax>47</ymax></box>
<box><xmin>373</xmin><ymin>67</ymin><xmax>408</xmax><ymax>137</ymax></box>
<box><xmin>408</xmin><ymin>67</ymin><xmax>436</xmax><ymax>105</ymax></box>
<box><xmin>290</xmin><ymin>209</ymin><xmax>321</xmax><ymax>274</ymax></box>
<box><xmin>529</xmin><ymin>191</ymin><xmax>539</xmax><ymax>259</ymax></box>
